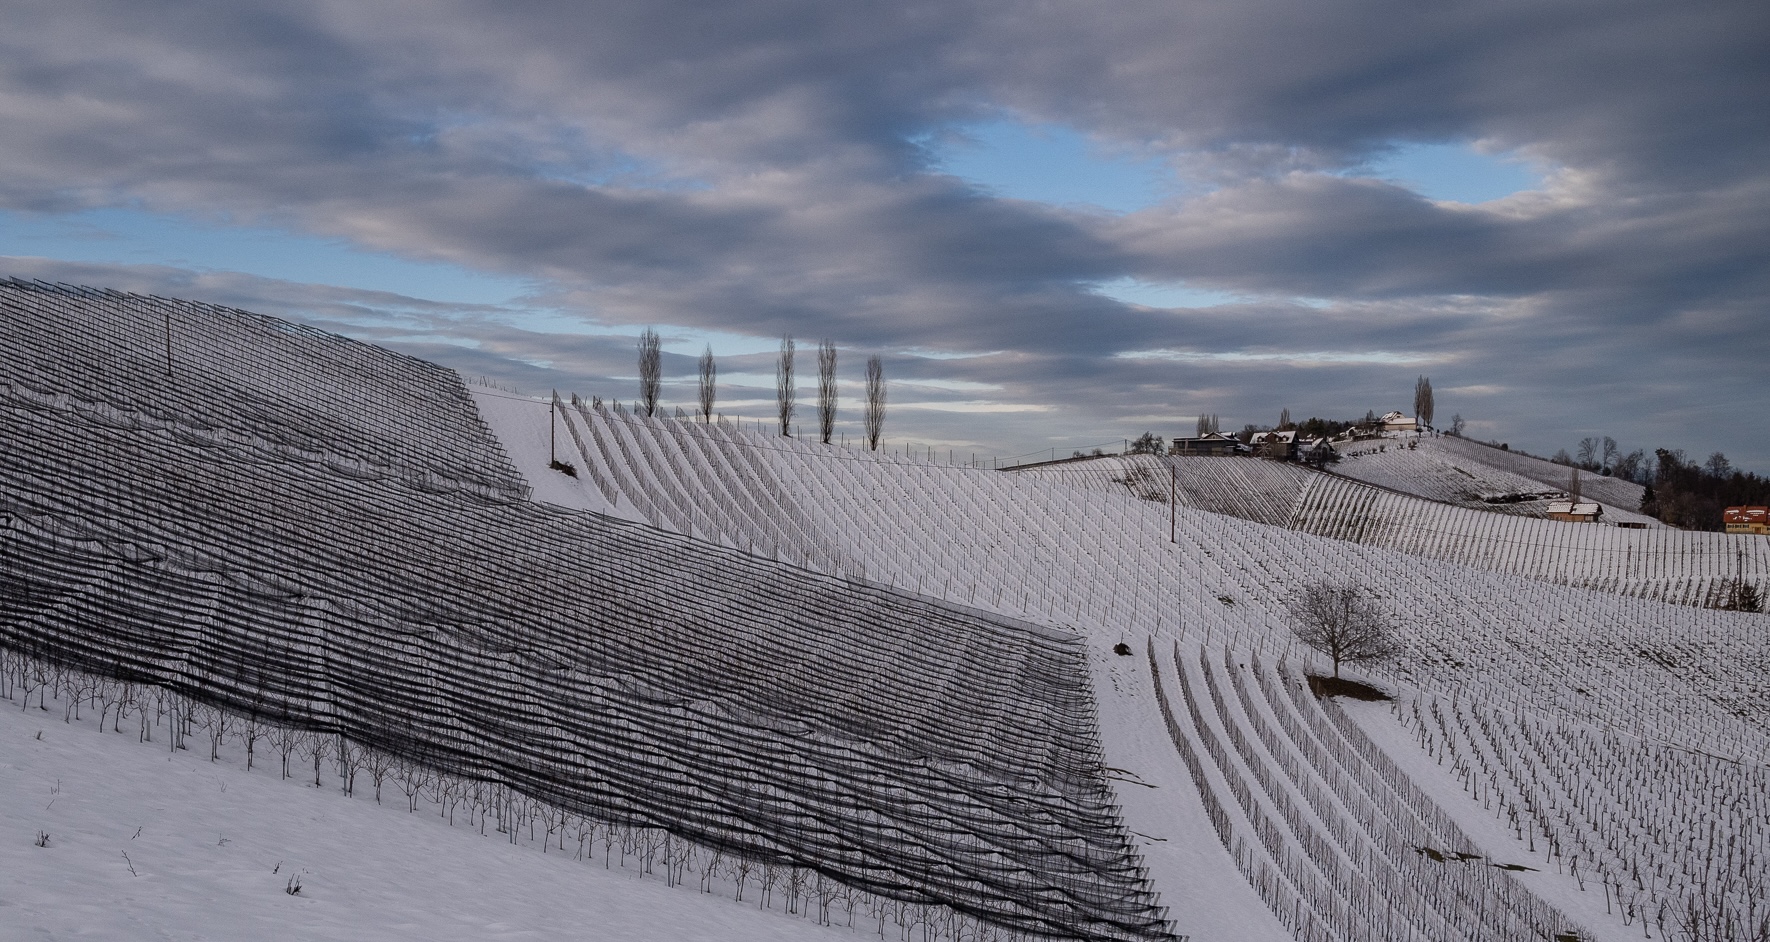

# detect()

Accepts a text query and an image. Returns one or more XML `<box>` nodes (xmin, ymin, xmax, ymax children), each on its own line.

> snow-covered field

<box><xmin>6</xmin><ymin>282</ymin><xmax>1768</xmax><ymax>942</ymax></box>
<box><xmin>1331</xmin><ymin>434</ymin><xmax>1655</xmax><ymax>525</ymax></box>
<box><xmin>1023</xmin><ymin>454</ymin><xmax>1767</xmax><ymax>609</ymax></box>
<box><xmin>495</xmin><ymin>393</ymin><xmax>1769</xmax><ymax>939</ymax></box>
<box><xmin>528</xmin><ymin>399</ymin><xmax>1769</xmax><ymax>755</ymax></box>
<box><xmin>0</xmin><ymin>678</ymin><xmax>894</xmax><ymax>942</ymax></box>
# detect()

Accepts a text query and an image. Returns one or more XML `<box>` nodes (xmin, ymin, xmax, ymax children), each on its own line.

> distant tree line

<box><xmin>1641</xmin><ymin>449</ymin><xmax>1770</xmax><ymax>531</ymax></box>
<box><xmin>1550</xmin><ymin>435</ymin><xmax>1652</xmax><ymax>484</ymax></box>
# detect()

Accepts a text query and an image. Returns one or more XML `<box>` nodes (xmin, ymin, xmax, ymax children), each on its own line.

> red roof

<box><xmin>1724</xmin><ymin>506</ymin><xmax>1768</xmax><ymax>524</ymax></box>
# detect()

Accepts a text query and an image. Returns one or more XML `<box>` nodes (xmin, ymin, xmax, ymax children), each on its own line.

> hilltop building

<box><xmin>1381</xmin><ymin>411</ymin><xmax>1418</xmax><ymax>432</ymax></box>
<box><xmin>1170</xmin><ymin>432</ymin><xmax>1245</xmax><ymax>456</ymax></box>
<box><xmin>1252</xmin><ymin>429</ymin><xmax>1297</xmax><ymax>460</ymax></box>
<box><xmin>1724</xmin><ymin>506</ymin><xmax>1769</xmax><ymax>534</ymax></box>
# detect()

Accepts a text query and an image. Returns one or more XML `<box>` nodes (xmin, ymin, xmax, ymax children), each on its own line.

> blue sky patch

<box><xmin>0</xmin><ymin>208</ymin><xmax>530</xmax><ymax>306</ymax></box>
<box><xmin>1363</xmin><ymin>142</ymin><xmax>1543</xmax><ymax>203</ymax></box>
<box><xmin>931</xmin><ymin>121</ymin><xmax>1171</xmax><ymax>214</ymax></box>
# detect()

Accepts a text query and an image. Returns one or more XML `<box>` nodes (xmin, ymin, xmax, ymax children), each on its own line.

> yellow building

<box><xmin>1724</xmin><ymin>506</ymin><xmax>1769</xmax><ymax>534</ymax></box>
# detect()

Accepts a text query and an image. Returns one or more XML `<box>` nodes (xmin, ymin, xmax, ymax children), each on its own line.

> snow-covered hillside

<box><xmin>6</xmin><ymin>282</ymin><xmax>1766</xmax><ymax>942</ymax></box>
<box><xmin>3</xmin><ymin>281</ymin><xmax>1168</xmax><ymax>942</ymax></box>
<box><xmin>1332</xmin><ymin>434</ymin><xmax>1656</xmax><ymax>525</ymax></box>
<box><xmin>531</xmin><ymin>400</ymin><xmax>1769</xmax><ymax>758</ymax></box>
<box><xmin>508</xmin><ymin>393</ymin><xmax>1768</xmax><ymax>940</ymax></box>
<box><xmin>0</xmin><ymin>680</ymin><xmax>866</xmax><ymax>942</ymax></box>
<box><xmin>1024</xmin><ymin>455</ymin><xmax>1767</xmax><ymax>609</ymax></box>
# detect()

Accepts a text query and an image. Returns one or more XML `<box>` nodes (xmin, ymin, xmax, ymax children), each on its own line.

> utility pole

<box><xmin>1171</xmin><ymin>463</ymin><xmax>1177</xmax><ymax>544</ymax></box>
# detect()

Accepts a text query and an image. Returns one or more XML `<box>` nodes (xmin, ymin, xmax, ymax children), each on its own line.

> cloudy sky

<box><xmin>4</xmin><ymin>0</ymin><xmax>1766</xmax><ymax>466</ymax></box>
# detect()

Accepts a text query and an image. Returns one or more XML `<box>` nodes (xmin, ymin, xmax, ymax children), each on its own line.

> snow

<box><xmin>506</xmin><ymin>398</ymin><xmax>1770</xmax><ymax>938</ymax></box>
<box><xmin>531</xmin><ymin>404</ymin><xmax>1770</xmax><ymax>759</ymax></box>
<box><xmin>1031</xmin><ymin>455</ymin><xmax>1767</xmax><ymax>609</ymax></box>
<box><xmin>1088</xmin><ymin>643</ymin><xmax>1292</xmax><ymax>942</ymax></box>
<box><xmin>6</xmin><ymin>283</ymin><xmax>1767</xmax><ymax>942</ymax></box>
<box><xmin>466</xmin><ymin>385</ymin><xmax>614</xmax><ymax>514</ymax></box>
<box><xmin>1341</xmin><ymin>698</ymin><xmax>1640</xmax><ymax>942</ymax></box>
<box><xmin>0</xmin><ymin>691</ymin><xmax>851</xmax><ymax>942</ymax></box>
<box><xmin>1330</xmin><ymin>434</ymin><xmax>1657</xmax><ymax>527</ymax></box>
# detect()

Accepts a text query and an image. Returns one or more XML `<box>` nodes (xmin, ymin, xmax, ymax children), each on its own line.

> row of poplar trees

<box><xmin>636</xmin><ymin>329</ymin><xmax>887</xmax><ymax>450</ymax></box>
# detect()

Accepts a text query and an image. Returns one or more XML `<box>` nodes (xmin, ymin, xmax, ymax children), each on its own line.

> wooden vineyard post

<box><xmin>550</xmin><ymin>389</ymin><xmax>557</xmax><ymax>465</ymax></box>
<box><xmin>163</xmin><ymin>307</ymin><xmax>173</xmax><ymax>376</ymax></box>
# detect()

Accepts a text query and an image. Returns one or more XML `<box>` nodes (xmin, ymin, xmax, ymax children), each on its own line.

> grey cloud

<box><xmin>0</xmin><ymin>0</ymin><xmax>1766</xmax><ymax>468</ymax></box>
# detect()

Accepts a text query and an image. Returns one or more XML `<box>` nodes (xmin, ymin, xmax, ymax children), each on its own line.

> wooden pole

<box><xmin>1170</xmin><ymin>464</ymin><xmax>1177</xmax><ymax>544</ymax></box>
<box><xmin>549</xmin><ymin>390</ymin><xmax>557</xmax><ymax>465</ymax></box>
<box><xmin>163</xmin><ymin>308</ymin><xmax>173</xmax><ymax>376</ymax></box>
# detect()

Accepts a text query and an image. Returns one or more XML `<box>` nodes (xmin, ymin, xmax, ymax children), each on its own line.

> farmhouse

<box><xmin>1724</xmin><ymin>505</ymin><xmax>1769</xmax><ymax>534</ymax></box>
<box><xmin>1546</xmin><ymin>500</ymin><xmax>1603</xmax><ymax>523</ymax></box>
<box><xmin>1252</xmin><ymin>429</ymin><xmax>1297</xmax><ymax>460</ymax></box>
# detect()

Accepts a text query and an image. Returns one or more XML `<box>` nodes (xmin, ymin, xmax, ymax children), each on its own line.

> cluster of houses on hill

<box><xmin>1169</xmin><ymin>411</ymin><xmax>1421</xmax><ymax>463</ymax></box>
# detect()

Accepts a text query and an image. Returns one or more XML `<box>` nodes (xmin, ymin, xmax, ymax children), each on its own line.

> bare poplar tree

<box><xmin>817</xmin><ymin>339</ymin><xmax>838</xmax><ymax>444</ymax></box>
<box><xmin>775</xmin><ymin>335</ymin><xmax>795</xmax><ymax>435</ymax></box>
<box><xmin>697</xmin><ymin>345</ymin><xmax>716</xmax><ymax>422</ymax></box>
<box><xmin>1288</xmin><ymin>582</ymin><xmax>1398</xmax><ymax>678</ymax></box>
<box><xmin>1577</xmin><ymin>436</ymin><xmax>1600</xmax><ymax>469</ymax></box>
<box><xmin>1278</xmin><ymin>408</ymin><xmax>1292</xmax><ymax>430</ymax></box>
<box><xmin>637</xmin><ymin>327</ymin><xmax>662</xmax><ymax>417</ymax></box>
<box><xmin>1413</xmin><ymin>375</ymin><xmax>1434</xmax><ymax>428</ymax></box>
<box><xmin>863</xmin><ymin>355</ymin><xmax>885</xmax><ymax>450</ymax></box>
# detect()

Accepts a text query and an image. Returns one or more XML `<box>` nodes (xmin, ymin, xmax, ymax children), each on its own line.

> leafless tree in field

<box><xmin>817</xmin><ymin>339</ymin><xmax>837</xmax><ymax>444</ymax></box>
<box><xmin>637</xmin><ymin>327</ymin><xmax>662</xmax><ymax>417</ymax></box>
<box><xmin>305</xmin><ymin>729</ymin><xmax>333</xmax><ymax>787</ymax></box>
<box><xmin>863</xmin><ymin>355</ymin><xmax>885</xmax><ymax>450</ymax></box>
<box><xmin>776</xmin><ymin>335</ymin><xmax>795</xmax><ymax>435</ymax></box>
<box><xmin>1278</xmin><ymin>408</ymin><xmax>1292</xmax><ymax>430</ymax></box>
<box><xmin>697</xmin><ymin>345</ymin><xmax>716</xmax><ymax>422</ymax></box>
<box><xmin>271</xmin><ymin>726</ymin><xmax>305</xmax><ymax>780</ymax></box>
<box><xmin>1577</xmin><ymin>436</ymin><xmax>1601</xmax><ymax>470</ymax></box>
<box><xmin>1288</xmin><ymin>582</ymin><xmax>1398</xmax><ymax>678</ymax></box>
<box><xmin>1195</xmin><ymin>413</ymin><xmax>1220</xmax><ymax>436</ymax></box>
<box><xmin>1413</xmin><ymin>375</ymin><xmax>1434</xmax><ymax>428</ymax></box>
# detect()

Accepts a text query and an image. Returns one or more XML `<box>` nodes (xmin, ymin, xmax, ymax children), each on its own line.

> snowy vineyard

<box><xmin>5</xmin><ymin>280</ymin><xmax>1769</xmax><ymax>942</ymax></box>
<box><xmin>554</xmin><ymin>401</ymin><xmax>1769</xmax><ymax>762</ymax></box>
<box><xmin>0</xmin><ymin>651</ymin><xmax>1110</xmax><ymax>941</ymax></box>
<box><xmin>1147</xmin><ymin>641</ymin><xmax>1588</xmax><ymax>942</ymax></box>
<box><xmin>1400</xmin><ymin>692</ymin><xmax>1769</xmax><ymax>938</ymax></box>
<box><xmin>545</xmin><ymin>369</ymin><xmax>1769</xmax><ymax>940</ymax></box>
<box><xmin>0</xmin><ymin>280</ymin><xmax>1171</xmax><ymax>942</ymax></box>
<box><xmin>1033</xmin><ymin>456</ymin><xmax>1767</xmax><ymax>609</ymax></box>
<box><xmin>1329</xmin><ymin>435</ymin><xmax>1651</xmax><ymax>520</ymax></box>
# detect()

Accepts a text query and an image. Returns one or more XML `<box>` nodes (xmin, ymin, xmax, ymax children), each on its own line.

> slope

<box><xmin>1332</xmin><ymin>434</ymin><xmax>1656</xmax><ymax>525</ymax></box>
<box><xmin>523</xmin><ymin>396</ymin><xmax>1770</xmax><ymax>940</ymax></box>
<box><xmin>0</xmin><ymin>681</ymin><xmax>863</xmax><ymax>942</ymax></box>
<box><xmin>1026</xmin><ymin>455</ymin><xmax>1768</xmax><ymax>609</ymax></box>
<box><xmin>0</xmin><ymin>281</ymin><xmax>1170</xmax><ymax>942</ymax></box>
